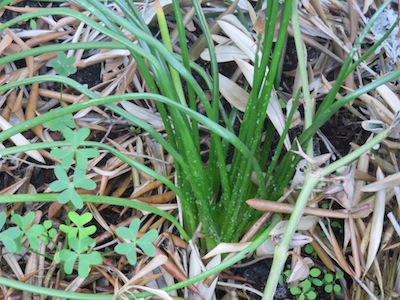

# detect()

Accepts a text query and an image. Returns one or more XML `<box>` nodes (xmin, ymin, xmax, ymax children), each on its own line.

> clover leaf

<box><xmin>50</xmin><ymin>52</ymin><xmax>77</xmax><ymax>77</ymax></box>
<box><xmin>0</xmin><ymin>227</ymin><xmax>22</xmax><ymax>253</ymax></box>
<box><xmin>60</xmin><ymin>212</ymin><xmax>96</xmax><ymax>240</ymax></box>
<box><xmin>115</xmin><ymin>219</ymin><xmax>158</xmax><ymax>265</ymax></box>
<box><xmin>50</xmin><ymin>166</ymin><xmax>96</xmax><ymax>209</ymax></box>
<box><xmin>11</xmin><ymin>211</ymin><xmax>35</xmax><ymax>230</ymax></box>
<box><xmin>45</xmin><ymin>113</ymin><xmax>76</xmax><ymax>132</ymax></box>
<box><xmin>51</xmin><ymin>148</ymin><xmax>75</xmax><ymax>169</ymax></box>
<box><xmin>59</xmin><ymin>237</ymin><xmax>102</xmax><ymax>278</ymax></box>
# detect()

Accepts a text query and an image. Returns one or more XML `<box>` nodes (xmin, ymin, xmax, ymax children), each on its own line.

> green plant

<box><xmin>0</xmin><ymin>211</ymin><xmax>56</xmax><ymax>253</ymax></box>
<box><xmin>50</xmin><ymin>52</ymin><xmax>77</xmax><ymax>104</ymax></box>
<box><xmin>304</xmin><ymin>244</ymin><xmax>317</xmax><ymax>259</ymax></box>
<box><xmin>0</xmin><ymin>0</ymin><xmax>399</xmax><ymax>298</ymax></box>
<box><xmin>115</xmin><ymin>218</ymin><xmax>158</xmax><ymax>265</ymax></box>
<box><xmin>281</xmin><ymin>267</ymin><xmax>323</xmax><ymax>300</ymax></box>
<box><xmin>323</xmin><ymin>269</ymin><xmax>343</xmax><ymax>294</ymax></box>
<box><xmin>0</xmin><ymin>0</ymin><xmax>289</xmax><ymax>250</ymax></box>
<box><xmin>0</xmin><ymin>209</ymin><xmax>157</xmax><ymax>278</ymax></box>
<box><xmin>290</xmin><ymin>280</ymin><xmax>317</xmax><ymax>300</ymax></box>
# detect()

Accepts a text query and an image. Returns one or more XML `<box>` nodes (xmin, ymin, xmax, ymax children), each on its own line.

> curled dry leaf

<box><xmin>361</xmin><ymin>172</ymin><xmax>400</xmax><ymax>192</ymax></box>
<box><xmin>286</xmin><ymin>257</ymin><xmax>314</xmax><ymax>283</ymax></box>
<box><xmin>270</xmin><ymin>216</ymin><xmax>319</xmax><ymax>236</ymax></box>
<box><xmin>200</xmin><ymin>45</ymin><xmax>248</xmax><ymax>62</ymax></box>
<box><xmin>257</xmin><ymin>234</ymin><xmax>313</xmax><ymax>256</ymax></box>
<box><xmin>364</xmin><ymin>168</ymin><xmax>386</xmax><ymax>275</ymax></box>
<box><xmin>120</xmin><ymin>101</ymin><xmax>164</xmax><ymax>129</ymax></box>
<box><xmin>203</xmin><ymin>242</ymin><xmax>251</xmax><ymax>260</ymax></box>
<box><xmin>217</xmin><ymin>15</ymin><xmax>259</xmax><ymax>62</ymax></box>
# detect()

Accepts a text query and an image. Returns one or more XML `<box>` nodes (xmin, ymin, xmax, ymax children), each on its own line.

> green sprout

<box><xmin>60</xmin><ymin>211</ymin><xmax>97</xmax><ymax>240</ymax></box>
<box><xmin>50</xmin><ymin>52</ymin><xmax>77</xmax><ymax>77</ymax></box>
<box><xmin>59</xmin><ymin>236</ymin><xmax>102</xmax><ymax>278</ymax></box>
<box><xmin>323</xmin><ymin>269</ymin><xmax>343</xmax><ymax>294</ymax></box>
<box><xmin>115</xmin><ymin>218</ymin><xmax>158</xmax><ymax>265</ymax></box>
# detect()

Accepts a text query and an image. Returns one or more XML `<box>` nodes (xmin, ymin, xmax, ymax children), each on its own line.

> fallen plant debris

<box><xmin>0</xmin><ymin>0</ymin><xmax>399</xmax><ymax>299</ymax></box>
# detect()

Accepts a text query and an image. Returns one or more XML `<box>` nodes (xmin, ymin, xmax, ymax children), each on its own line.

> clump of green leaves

<box><xmin>58</xmin><ymin>211</ymin><xmax>102</xmax><ymax>278</ymax></box>
<box><xmin>47</xmin><ymin>115</ymin><xmax>99</xmax><ymax>209</ymax></box>
<box><xmin>287</xmin><ymin>268</ymin><xmax>323</xmax><ymax>300</ymax></box>
<box><xmin>0</xmin><ymin>210</ymin><xmax>158</xmax><ymax>278</ymax></box>
<box><xmin>323</xmin><ymin>269</ymin><xmax>343</xmax><ymax>294</ymax></box>
<box><xmin>282</xmin><ymin>266</ymin><xmax>343</xmax><ymax>300</ymax></box>
<box><xmin>0</xmin><ymin>211</ymin><xmax>56</xmax><ymax>253</ymax></box>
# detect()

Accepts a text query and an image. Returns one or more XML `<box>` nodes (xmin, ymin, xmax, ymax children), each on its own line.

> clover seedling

<box><xmin>0</xmin><ymin>212</ymin><xmax>57</xmax><ymax>253</ymax></box>
<box><xmin>49</xmin><ymin>126</ymin><xmax>99</xmax><ymax>209</ymax></box>
<box><xmin>50</xmin><ymin>52</ymin><xmax>77</xmax><ymax>104</ymax></box>
<box><xmin>50</xmin><ymin>166</ymin><xmax>94</xmax><ymax>209</ymax></box>
<box><xmin>50</xmin><ymin>52</ymin><xmax>77</xmax><ymax>77</ymax></box>
<box><xmin>323</xmin><ymin>270</ymin><xmax>343</xmax><ymax>294</ymax></box>
<box><xmin>51</xmin><ymin>127</ymin><xmax>99</xmax><ymax>170</ymax></box>
<box><xmin>59</xmin><ymin>236</ymin><xmax>102</xmax><ymax>278</ymax></box>
<box><xmin>115</xmin><ymin>218</ymin><xmax>158</xmax><ymax>265</ymax></box>
<box><xmin>45</xmin><ymin>113</ymin><xmax>76</xmax><ymax>133</ymax></box>
<box><xmin>290</xmin><ymin>279</ymin><xmax>317</xmax><ymax>300</ymax></box>
<box><xmin>60</xmin><ymin>212</ymin><xmax>96</xmax><ymax>240</ymax></box>
<box><xmin>0</xmin><ymin>212</ymin><xmax>22</xmax><ymax>253</ymax></box>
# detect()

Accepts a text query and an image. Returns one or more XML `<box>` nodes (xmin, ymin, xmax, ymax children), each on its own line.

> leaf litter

<box><xmin>0</xmin><ymin>0</ymin><xmax>400</xmax><ymax>299</ymax></box>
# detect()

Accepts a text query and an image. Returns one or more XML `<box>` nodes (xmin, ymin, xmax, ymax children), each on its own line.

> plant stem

<box><xmin>262</xmin><ymin>127</ymin><xmax>392</xmax><ymax>298</ymax></box>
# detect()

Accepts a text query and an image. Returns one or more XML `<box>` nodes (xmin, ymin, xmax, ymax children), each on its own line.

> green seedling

<box><xmin>50</xmin><ymin>52</ymin><xmax>77</xmax><ymax>78</ymax></box>
<box><xmin>304</xmin><ymin>244</ymin><xmax>317</xmax><ymax>258</ymax></box>
<box><xmin>283</xmin><ymin>267</ymin><xmax>325</xmax><ymax>300</ymax></box>
<box><xmin>323</xmin><ymin>269</ymin><xmax>343</xmax><ymax>294</ymax></box>
<box><xmin>50</xmin><ymin>52</ymin><xmax>77</xmax><ymax>105</ymax></box>
<box><xmin>115</xmin><ymin>218</ymin><xmax>158</xmax><ymax>265</ymax></box>
<box><xmin>12</xmin><ymin>212</ymin><xmax>46</xmax><ymax>251</ymax></box>
<box><xmin>51</xmin><ymin>127</ymin><xmax>99</xmax><ymax>170</ymax></box>
<box><xmin>59</xmin><ymin>236</ymin><xmax>102</xmax><ymax>278</ymax></box>
<box><xmin>45</xmin><ymin>113</ymin><xmax>76</xmax><ymax>132</ymax></box>
<box><xmin>50</xmin><ymin>166</ymin><xmax>96</xmax><ymax>209</ymax></box>
<box><xmin>0</xmin><ymin>212</ymin><xmax>57</xmax><ymax>253</ymax></box>
<box><xmin>48</xmin><ymin>121</ymin><xmax>99</xmax><ymax>209</ymax></box>
<box><xmin>60</xmin><ymin>211</ymin><xmax>97</xmax><ymax>240</ymax></box>
<box><xmin>0</xmin><ymin>212</ymin><xmax>22</xmax><ymax>253</ymax></box>
<box><xmin>29</xmin><ymin>18</ymin><xmax>37</xmax><ymax>30</ymax></box>
<box><xmin>290</xmin><ymin>279</ymin><xmax>317</xmax><ymax>300</ymax></box>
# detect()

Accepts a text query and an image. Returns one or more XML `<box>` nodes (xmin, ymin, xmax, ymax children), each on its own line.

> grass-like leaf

<box><xmin>0</xmin><ymin>211</ymin><xmax>6</xmax><ymax>231</ymax></box>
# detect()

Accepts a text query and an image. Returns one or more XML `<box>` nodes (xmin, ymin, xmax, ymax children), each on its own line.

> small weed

<box><xmin>304</xmin><ymin>244</ymin><xmax>317</xmax><ymax>258</ymax></box>
<box><xmin>58</xmin><ymin>236</ymin><xmax>102</xmax><ymax>278</ymax></box>
<box><xmin>0</xmin><ymin>115</ymin><xmax>158</xmax><ymax>278</ymax></box>
<box><xmin>323</xmin><ymin>269</ymin><xmax>343</xmax><ymax>294</ymax></box>
<box><xmin>115</xmin><ymin>218</ymin><xmax>158</xmax><ymax>265</ymax></box>
<box><xmin>281</xmin><ymin>266</ymin><xmax>343</xmax><ymax>300</ymax></box>
<box><xmin>50</xmin><ymin>52</ymin><xmax>77</xmax><ymax>78</ymax></box>
<box><xmin>290</xmin><ymin>279</ymin><xmax>317</xmax><ymax>300</ymax></box>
